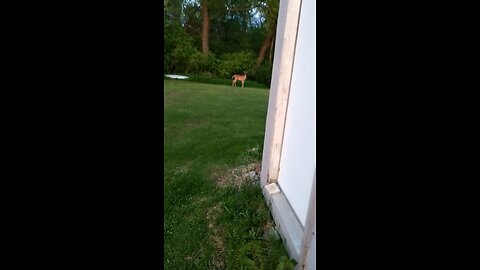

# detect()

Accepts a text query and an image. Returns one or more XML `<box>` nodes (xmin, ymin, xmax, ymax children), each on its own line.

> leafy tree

<box><xmin>201</xmin><ymin>0</ymin><xmax>210</xmax><ymax>53</ymax></box>
<box><xmin>164</xmin><ymin>0</ymin><xmax>279</xmax><ymax>83</ymax></box>
<box><xmin>254</xmin><ymin>0</ymin><xmax>279</xmax><ymax>70</ymax></box>
<box><xmin>164</xmin><ymin>0</ymin><xmax>183</xmax><ymax>26</ymax></box>
<box><xmin>164</xmin><ymin>23</ymin><xmax>197</xmax><ymax>73</ymax></box>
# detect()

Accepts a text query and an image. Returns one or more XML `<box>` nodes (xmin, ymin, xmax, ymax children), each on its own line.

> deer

<box><xmin>232</xmin><ymin>71</ymin><xmax>247</xmax><ymax>88</ymax></box>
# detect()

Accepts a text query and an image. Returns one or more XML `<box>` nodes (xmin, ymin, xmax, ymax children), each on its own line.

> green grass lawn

<box><xmin>164</xmin><ymin>80</ymin><xmax>294</xmax><ymax>269</ymax></box>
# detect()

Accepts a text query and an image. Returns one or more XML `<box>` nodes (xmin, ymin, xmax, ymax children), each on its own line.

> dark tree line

<box><xmin>164</xmin><ymin>0</ymin><xmax>279</xmax><ymax>85</ymax></box>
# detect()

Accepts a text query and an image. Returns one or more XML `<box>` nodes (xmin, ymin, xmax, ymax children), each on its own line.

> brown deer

<box><xmin>232</xmin><ymin>71</ymin><xmax>247</xmax><ymax>88</ymax></box>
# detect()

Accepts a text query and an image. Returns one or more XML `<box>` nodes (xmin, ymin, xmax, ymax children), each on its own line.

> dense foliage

<box><xmin>164</xmin><ymin>0</ymin><xmax>279</xmax><ymax>87</ymax></box>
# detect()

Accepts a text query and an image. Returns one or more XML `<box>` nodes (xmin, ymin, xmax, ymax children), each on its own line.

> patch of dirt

<box><xmin>262</xmin><ymin>220</ymin><xmax>273</xmax><ymax>234</ymax></box>
<box><xmin>210</xmin><ymin>162</ymin><xmax>261</xmax><ymax>188</ymax></box>
<box><xmin>195</xmin><ymin>196</ymin><xmax>209</xmax><ymax>205</ymax></box>
<box><xmin>174</xmin><ymin>162</ymin><xmax>192</xmax><ymax>176</ymax></box>
<box><xmin>206</xmin><ymin>204</ymin><xmax>226</xmax><ymax>269</ymax></box>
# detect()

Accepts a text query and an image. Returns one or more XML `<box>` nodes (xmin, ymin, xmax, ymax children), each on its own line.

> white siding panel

<box><xmin>261</xmin><ymin>0</ymin><xmax>302</xmax><ymax>185</ymax></box>
<box><xmin>306</xmin><ymin>226</ymin><xmax>316</xmax><ymax>269</ymax></box>
<box><xmin>277</xmin><ymin>0</ymin><xmax>316</xmax><ymax>227</ymax></box>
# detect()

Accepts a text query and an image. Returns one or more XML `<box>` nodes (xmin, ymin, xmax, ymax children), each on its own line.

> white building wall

<box><xmin>277</xmin><ymin>0</ymin><xmax>316</xmax><ymax>227</ymax></box>
<box><xmin>260</xmin><ymin>0</ymin><xmax>316</xmax><ymax>266</ymax></box>
<box><xmin>261</xmin><ymin>0</ymin><xmax>302</xmax><ymax>186</ymax></box>
<box><xmin>306</xmin><ymin>221</ymin><xmax>316</xmax><ymax>269</ymax></box>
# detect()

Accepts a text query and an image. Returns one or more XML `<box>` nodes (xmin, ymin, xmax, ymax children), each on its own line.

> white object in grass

<box><xmin>165</xmin><ymin>74</ymin><xmax>189</xmax><ymax>79</ymax></box>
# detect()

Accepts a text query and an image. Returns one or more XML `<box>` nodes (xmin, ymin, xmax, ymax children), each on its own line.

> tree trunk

<box><xmin>269</xmin><ymin>33</ymin><xmax>275</xmax><ymax>65</ymax></box>
<box><xmin>201</xmin><ymin>0</ymin><xmax>209</xmax><ymax>54</ymax></box>
<box><xmin>255</xmin><ymin>30</ymin><xmax>274</xmax><ymax>69</ymax></box>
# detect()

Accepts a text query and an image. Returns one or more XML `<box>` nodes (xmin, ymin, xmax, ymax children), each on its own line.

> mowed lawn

<box><xmin>164</xmin><ymin>80</ymin><xmax>292</xmax><ymax>269</ymax></box>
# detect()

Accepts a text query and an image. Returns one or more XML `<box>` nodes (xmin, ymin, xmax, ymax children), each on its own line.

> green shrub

<box><xmin>187</xmin><ymin>51</ymin><xmax>219</xmax><ymax>76</ymax></box>
<box><xmin>169</xmin><ymin>42</ymin><xmax>196</xmax><ymax>74</ymax></box>
<box><xmin>276</xmin><ymin>256</ymin><xmax>297</xmax><ymax>270</ymax></box>
<box><xmin>253</xmin><ymin>62</ymin><xmax>273</xmax><ymax>87</ymax></box>
<box><xmin>164</xmin><ymin>24</ymin><xmax>197</xmax><ymax>73</ymax></box>
<box><xmin>217</xmin><ymin>51</ymin><xmax>256</xmax><ymax>79</ymax></box>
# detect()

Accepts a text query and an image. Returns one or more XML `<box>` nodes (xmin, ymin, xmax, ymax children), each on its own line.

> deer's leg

<box><xmin>242</xmin><ymin>80</ymin><xmax>244</xmax><ymax>88</ymax></box>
